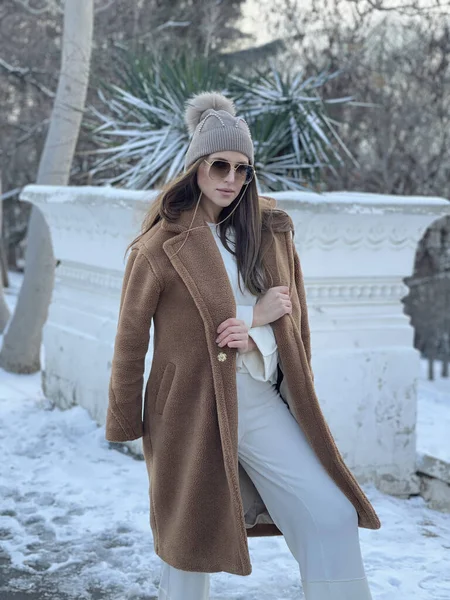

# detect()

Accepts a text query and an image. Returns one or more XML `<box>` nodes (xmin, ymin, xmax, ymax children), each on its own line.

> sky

<box><xmin>240</xmin><ymin>0</ymin><xmax>273</xmax><ymax>46</ymax></box>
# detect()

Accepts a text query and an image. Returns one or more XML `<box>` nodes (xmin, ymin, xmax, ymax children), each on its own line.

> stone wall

<box><xmin>20</xmin><ymin>185</ymin><xmax>450</xmax><ymax>497</ymax></box>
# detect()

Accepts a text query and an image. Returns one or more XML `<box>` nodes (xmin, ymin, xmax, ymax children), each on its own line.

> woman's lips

<box><xmin>217</xmin><ymin>189</ymin><xmax>235</xmax><ymax>195</ymax></box>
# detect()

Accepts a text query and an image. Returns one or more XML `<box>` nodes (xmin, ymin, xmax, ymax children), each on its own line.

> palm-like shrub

<box><xmin>229</xmin><ymin>68</ymin><xmax>358</xmax><ymax>191</ymax></box>
<box><xmin>87</xmin><ymin>51</ymin><xmax>358</xmax><ymax>192</ymax></box>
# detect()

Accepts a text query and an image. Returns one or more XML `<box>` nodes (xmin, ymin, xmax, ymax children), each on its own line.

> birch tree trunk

<box><xmin>0</xmin><ymin>0</ymin><xmax>94</xmax><ymax>373</ymax></box>
<box><xmin>0</xmin><ymin>173</ymin><xmax>11</xmax><ymax>333</ymax></box>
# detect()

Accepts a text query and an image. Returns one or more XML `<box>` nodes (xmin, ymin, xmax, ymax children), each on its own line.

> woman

<box><xmin>105</xmin><ymin>91</ymin><xmax>381</xmax><ymax>600</ymax></box>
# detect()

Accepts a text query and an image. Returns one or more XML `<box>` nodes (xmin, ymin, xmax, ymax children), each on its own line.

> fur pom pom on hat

<box><xmin>184</xmin><ymin>91</ymin><xmax>236</xmax><ymax>135</ymax></box>
<box><xmin>183</xmin><ymin>91</ymin><xmax>254</xmax><ymax>171</ymax></box>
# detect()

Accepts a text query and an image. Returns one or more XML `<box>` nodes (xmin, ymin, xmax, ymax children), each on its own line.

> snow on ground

<box><xmin>0</xmin><ymin>275</ymin><xmax>449</xmax><ymax>599</ymax></box>
<box><xmin>417</xmin><ymin>359</ymin><xmax>450</xmax><ymax>464</ymax></box>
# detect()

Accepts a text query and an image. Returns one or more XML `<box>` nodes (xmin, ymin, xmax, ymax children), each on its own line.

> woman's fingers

<box><xmin>218</xmin><ymin>331</ymin><xmax>247</xmax><ymax>347</ymax></box>
<box><xmin>217</xmin><ymin>317</ymin><xmax>245</xmax><ymax>335</ymax></box>
<box><xmin>216</xmin><ymin>321</ymin><xmax>247</xmax><ymax>345</ymax></box>
<box><xmin>216</xmin><ymin>327</ymin><xmax>247</xmax><ymax>347</ymax></box>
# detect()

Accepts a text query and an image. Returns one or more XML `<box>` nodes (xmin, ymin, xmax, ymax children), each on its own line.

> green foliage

<box><xmin>87</xmin><ymin>50</ymin><xmax>358</xmax><ymax>191</ymax></box>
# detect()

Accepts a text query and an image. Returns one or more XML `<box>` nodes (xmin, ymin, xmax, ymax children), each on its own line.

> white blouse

<box><xmin>207</xmin><ymin>222</ymin><xmax>278</xmax><ymax>384</ymax></box>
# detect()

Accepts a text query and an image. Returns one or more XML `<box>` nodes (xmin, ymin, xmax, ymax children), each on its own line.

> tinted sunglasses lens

<box><xmin>209</xmin><ymin>160</ymin><xmax>231</xmax><ymax>180</ymax></box>
<box><xmin>208</xmin><ymin>160</ymin><xmax>255</xmax><ymax>184</ymax></box>
<box><xmin>235</xmin><ymin>164</ymin><xmax>254</xmax><ymax>183</ymax></box>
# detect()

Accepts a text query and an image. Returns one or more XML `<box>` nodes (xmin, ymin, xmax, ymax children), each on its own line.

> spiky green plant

<box><xmin>228</xmin><ymin>67</ymin><xmax>359</xmax><ymax>190</ymax></box>
<box><xmin>87</xmin><ymin>51</ymin><xmax>358</xmax><ymax>191</ymax></box>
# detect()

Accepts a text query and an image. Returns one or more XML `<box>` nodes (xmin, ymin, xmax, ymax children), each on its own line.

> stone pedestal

<box><xmin>275</xmin><ymin>191</ymin><xmax>450</xmax><ymax>494</ymax></box>
<box><xmin>20</xmin><ymin>185</ymin><xmax>450</xmax><ymax>491</ymax></box>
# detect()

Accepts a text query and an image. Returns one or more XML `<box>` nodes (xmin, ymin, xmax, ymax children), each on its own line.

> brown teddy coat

<box><xmin>105</xmin><ymin>197</ymin><xmax>381</xmax><ymax>576</ymax></box>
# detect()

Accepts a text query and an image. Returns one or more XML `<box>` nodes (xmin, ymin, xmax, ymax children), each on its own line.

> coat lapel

<box><xmin>161</xmin><ymin>203</ymin><xmax>251</xmax><ymax>568</ymax></box>
<box><xmin>160</xmin><ymin>201</ymin><xmax>286</xmax><ymax>339</ymax></box>
<box><xmin>160</xmin><ymin>201</ymin><xmax>289</xmax><ymax>374</ymax></box>
<box><xmin>161</xmin><ymin>202</ymin><xmax>238</xmax><ymax>352</ymax></box>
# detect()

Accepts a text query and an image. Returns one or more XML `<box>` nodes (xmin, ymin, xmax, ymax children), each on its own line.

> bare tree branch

<box><xmin>11</xmin><ymin>0</ymin><xmax>118</xmax><ymax>15</ymax></box>
<box><xmin>155</xmin><ymin>20</ymin><xmax>191</xmax><ymax>31</ymax></box>
<box><xmin>93</xmin><ymin>0</ymin><xmax>118</xmax><ymax>15</ymax></box>
<box><xmin>265</xmin><ymin>0</ymin><xmax>450</xmax><ymax>197</ymax></box>
<box><xmin>348</xmin><ymin>0</ymin><xmax>450</xmax><ymax>16</ymax></box>
<box><xmin>0</xmin><ymin>57</ymin><xmax>55</xmax><ymax>98</ymax></box>
<box><xmin>10</xmin><ymin>0</ymin><xmax>62</xmax><ymax>15</ymax></box>
<box><xmin>0</xmin><ymin>119</ymin><xmax>50</xmax><ymax>158</ymax></box>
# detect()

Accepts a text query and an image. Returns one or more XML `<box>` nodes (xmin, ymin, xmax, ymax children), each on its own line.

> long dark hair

<box><xmin>126</xmin><ymin>156</ymin><xmax>292</xmax><ymax>296</ymax></box>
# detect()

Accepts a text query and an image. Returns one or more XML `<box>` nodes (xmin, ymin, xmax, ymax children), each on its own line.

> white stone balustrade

<box><xmin>20</xmin><ymin>185</ymin><xmax>450</xmax><ymax>496</ymax></box>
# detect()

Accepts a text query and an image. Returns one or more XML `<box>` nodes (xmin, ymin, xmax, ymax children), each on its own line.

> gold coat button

<box><xmin>217</xmin><ymin>351</ymin><xmax>227</xmax><ymax>362</ymax></box>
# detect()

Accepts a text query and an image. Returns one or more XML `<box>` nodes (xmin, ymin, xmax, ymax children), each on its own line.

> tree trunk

<box><xmin>0</xmin><ymin>173</ymin><xmax>11</xmax><ymax>333</ymax></box>
<box><xmin>0</xmin><ymin>0</ymin><xmax>94</xmax><ymax>373</ymax></box>
<box><xmin>428</xmin><ymin>357</ymin><xmax>434</xmax><ymax>381</ymax></box>
<box><xmin>442</xmin><ymin>358</ymin><xmax>449</xmax><ymax>378</ymax></box>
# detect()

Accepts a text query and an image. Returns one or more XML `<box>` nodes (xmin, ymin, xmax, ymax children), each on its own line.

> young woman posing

<box><xmin>105</xmin><ymin>91</ymin><xmax>381</xmax><ymax>600</ymax></box>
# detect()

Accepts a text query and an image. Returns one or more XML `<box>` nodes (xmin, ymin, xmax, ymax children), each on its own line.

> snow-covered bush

<box><xmin>87</xmin><ymin>51</ymin><xmax>358</xmax><ymax>192</ymax></box>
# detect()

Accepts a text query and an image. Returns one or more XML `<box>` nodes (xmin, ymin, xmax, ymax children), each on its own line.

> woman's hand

<box><xmin>216</xmin><ymin>318</ymin><xmax>257</xmax><ymax>354</ymax></box>
<box><xmin>253</xmin><ymin>286</ymin><xmax>292</xmax><ymax>327</ymax></box>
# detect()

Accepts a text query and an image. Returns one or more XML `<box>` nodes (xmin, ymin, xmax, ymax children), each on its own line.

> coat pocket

<box><xmin>155</xmin><ymin>362</ymin><xmax>176</xmax><ymax>415</ymax></box>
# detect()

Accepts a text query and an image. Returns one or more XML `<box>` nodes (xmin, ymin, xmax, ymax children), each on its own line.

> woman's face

<box><xmin>196</xmin><ymin>150</ymin><xmax>250</xmax><ymax>212</ymax></box>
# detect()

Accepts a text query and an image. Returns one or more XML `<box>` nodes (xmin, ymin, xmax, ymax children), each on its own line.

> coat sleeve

<box><xmin>290</xmin><ymin>232</ymin><xmax>314</xmax><ymax>381</ymax></box>
<box><xmin>105</xmin><ymin>247</ymin><xmax>162</xmax><ymax>442</ymax></box>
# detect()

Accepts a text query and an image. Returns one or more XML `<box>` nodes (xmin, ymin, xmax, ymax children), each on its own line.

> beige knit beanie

<box><xmin>183</xmin><ymin>91</ymin><xmax>254</xmax><ymax>171</ymax></box>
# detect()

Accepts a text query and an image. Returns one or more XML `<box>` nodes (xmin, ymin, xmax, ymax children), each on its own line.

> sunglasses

<box><xmin>203</xmin><ymin>159</ymin><xmax>255</xmax><ymax>185</ymax></box>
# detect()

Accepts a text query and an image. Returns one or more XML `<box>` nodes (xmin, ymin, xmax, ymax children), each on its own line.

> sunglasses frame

<box><xmin>203</xmin><ymin>159</ymin><xmax>255</xmax><ymax>184</ymax></box>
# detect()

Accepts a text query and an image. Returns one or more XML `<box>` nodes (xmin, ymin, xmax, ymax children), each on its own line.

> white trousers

<box><xmin>157</xmin><ymin>372</ymin><xmax>373</xmax><ymax>600</ymax></box>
